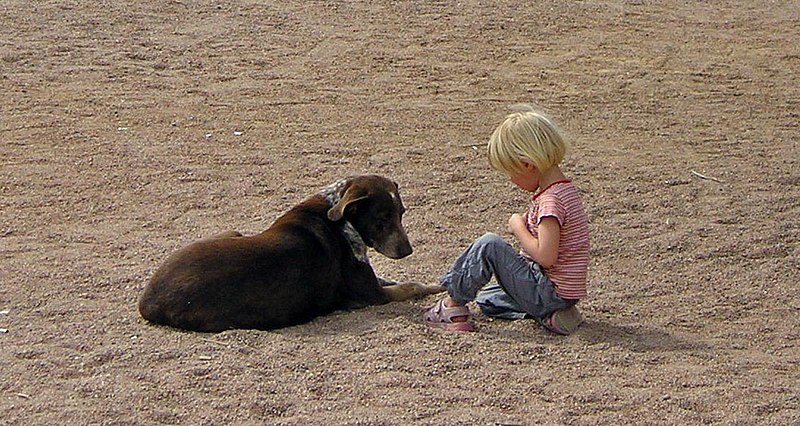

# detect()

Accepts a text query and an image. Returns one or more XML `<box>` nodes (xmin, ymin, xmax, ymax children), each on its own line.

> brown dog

<box><xmin>138</xmin><ymin>175</ymin><xmax>443</xmax><ymax>332</ymax></box>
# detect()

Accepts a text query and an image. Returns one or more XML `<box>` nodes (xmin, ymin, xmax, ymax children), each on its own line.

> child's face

<box><xmin>510</xmin><ymin>162</ymin><xmax>540</xmax><ymax>192</ymax></box>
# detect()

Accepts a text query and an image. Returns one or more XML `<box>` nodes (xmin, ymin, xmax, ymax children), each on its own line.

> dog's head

<box><xmin>326</xmin><ymin>175</ymin><xmax>413</xmax><ymax>259</ymax></box>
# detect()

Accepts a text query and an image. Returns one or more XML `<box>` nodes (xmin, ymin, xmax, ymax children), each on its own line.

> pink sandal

<box><xmin>423</xmin><ymin>298</ymin><xmax>474</xmax><ymax>332</ymax></box>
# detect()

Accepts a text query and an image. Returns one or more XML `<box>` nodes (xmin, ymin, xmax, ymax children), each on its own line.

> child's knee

<box><xmin>475</xmin><ymin>233</ymin><xmax>508</xmax><ymax>255</ymax></box>
<box><xmin>476</xmin><ymin>232</ymin><xmax>505</xmax><ymax>247</ymax></box>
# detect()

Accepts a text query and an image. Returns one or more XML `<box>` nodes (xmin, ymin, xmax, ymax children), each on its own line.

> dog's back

<box><xmin>139</xmin><ymin>196</ymin><xmax>351</xmax><ymax>331</ymax></box>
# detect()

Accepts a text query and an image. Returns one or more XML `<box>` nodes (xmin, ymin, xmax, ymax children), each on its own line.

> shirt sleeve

<box><xmin>536</xmin><ymin>193</ymin><xmax>566</xmax><ymax>227</ymax></box>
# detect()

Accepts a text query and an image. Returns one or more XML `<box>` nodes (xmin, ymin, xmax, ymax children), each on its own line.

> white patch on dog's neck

<box><xmin>319</xmin><ymin>179</ymin><xmax>369</xmax><ymax>264</ymax></box>
<box><xmin>320</xmin><ymin>179</ymin><xmax>349</xmax><ymax>203</ymax></box>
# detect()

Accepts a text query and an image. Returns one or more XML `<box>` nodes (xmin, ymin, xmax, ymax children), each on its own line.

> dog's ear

<box><xmin>327</xmin><ymin>188</ymin><xmax>369</xmax><ymax>221</ymax></box>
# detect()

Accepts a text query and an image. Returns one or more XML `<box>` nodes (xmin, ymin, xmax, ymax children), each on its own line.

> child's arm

<box><xmin>508</xmin><ymin>213</ymin><xmax>560</xmax><ymax>268</ymax></box>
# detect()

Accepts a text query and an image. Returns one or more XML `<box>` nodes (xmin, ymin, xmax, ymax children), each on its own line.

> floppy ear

<box><xmin>327</xmin><ymin>187</ymin><xmax>369</xmax><ymax>221</ymax></box>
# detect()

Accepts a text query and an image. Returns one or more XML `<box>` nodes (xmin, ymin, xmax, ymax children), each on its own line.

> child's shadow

<box><xmin>578</xmin><ymin>319</ymin><xmax>709</xmax><ymax>352</ymax></box>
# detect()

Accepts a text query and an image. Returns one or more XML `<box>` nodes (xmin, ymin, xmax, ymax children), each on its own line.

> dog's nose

<box><xmin>397</xmin><ymin>243</ymin><xmax>413</xmax><ymax>259</ymax></box>
<box><xmin>382</xmin><ymin>240</ymin><xmax>412</xmax><ymax>259</ymax></box>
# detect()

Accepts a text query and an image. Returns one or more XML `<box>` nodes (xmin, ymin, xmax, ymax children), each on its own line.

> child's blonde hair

<box><xmin>487</xmin><ymin>105</ymin><xmax>569</xmax><ymax>175</ymax></box>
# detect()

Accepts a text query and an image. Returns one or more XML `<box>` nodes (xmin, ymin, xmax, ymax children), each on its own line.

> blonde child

<box><xmin>424</xmin><ymin>105</ymin><xmax>589</xmax><ymax>333</ymax></box>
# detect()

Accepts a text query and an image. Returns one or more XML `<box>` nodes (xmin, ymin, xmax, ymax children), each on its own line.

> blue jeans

<box><xmin>439</xmin><ymin>233</ymin><xmax>576</xmax><ymax>320</ymax></box>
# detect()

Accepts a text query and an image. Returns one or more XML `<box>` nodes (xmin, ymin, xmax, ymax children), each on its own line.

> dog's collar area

<box><xmin>342</xmin><ymin>221</ymin><xmax>369</xmax><ymax>264</ymax></box>
<box><xmin>319</xmin><ymin>179</ymin><xmax>370</xmax><ymax>264</ymax></box>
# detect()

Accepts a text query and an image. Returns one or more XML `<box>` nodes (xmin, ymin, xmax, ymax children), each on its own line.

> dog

<box><xmin>138</xmin><ymin>174</ymin><xmax>443</xmax><ymax>332</ymax></box>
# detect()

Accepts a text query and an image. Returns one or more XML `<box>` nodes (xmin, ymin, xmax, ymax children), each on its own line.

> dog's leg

<box><xmin>382</xmin><ymin>282</ymin><xmax>445</xmax><ymax>302</ymax></box>
<box><xmin>376</xmin><ymin>277</ymin><xmax>398</xmax><ymax>287</ymax></box>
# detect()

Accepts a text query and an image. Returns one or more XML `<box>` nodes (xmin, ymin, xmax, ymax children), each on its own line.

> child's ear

<box><xmin>523</xmin><ymin>162</ymin><xmax>537</xmax><ymax>172</ymax></box>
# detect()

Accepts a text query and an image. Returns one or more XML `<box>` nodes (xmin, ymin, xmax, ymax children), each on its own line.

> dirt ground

<box><xmin>1</xmin><ymin>1</ymin><xmax>798</xmax><ymax>424</ymax></box>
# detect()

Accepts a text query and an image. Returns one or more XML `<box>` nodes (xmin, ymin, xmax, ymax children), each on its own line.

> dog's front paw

<box><xmin>404</xmin><ymin>282</ymin><xmax>447</xmax><ymax>296</ymax></box>
<box><xmin>382</xmin><ymin>282</ymin><xmax>445</xmax><ymax>301</ymax></box>
<box><xmin>423</xmin><ymin>283</ymin><xmax>447</xmax><ymax>296</ymax></box>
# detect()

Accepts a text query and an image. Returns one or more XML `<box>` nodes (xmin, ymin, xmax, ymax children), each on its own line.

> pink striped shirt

<box><xmin>523</xmin><ymin>180</ymin><xmax>589</xmax><ymax>299</ymax></box>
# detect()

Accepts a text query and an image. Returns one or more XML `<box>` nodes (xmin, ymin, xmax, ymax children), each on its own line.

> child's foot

<box><xmin>423</xmin><ymin>297</ymin><xmax>474</xmax><ymax>332</ymax></box>
<box><xmin>541</xmin><ymin>306</ymin><xmax>583</xmax><ymax>335</ymax></box>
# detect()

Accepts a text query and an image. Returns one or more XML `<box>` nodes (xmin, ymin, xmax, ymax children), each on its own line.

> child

<box><xmin>424</xmin><ymin>105</ymin><xmax>589</xmax><ymax>334</ymax></box>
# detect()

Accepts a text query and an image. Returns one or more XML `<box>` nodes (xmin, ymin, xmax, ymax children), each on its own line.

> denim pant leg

<box><xmin>440</xmin><ymin>233</ymin><xmax>573</xmax><ymax>320</ymax></box>
<box><xmin>475</xmin><ymin>284</ymin><xmax>528</xmax><ymax>320</ymax></box>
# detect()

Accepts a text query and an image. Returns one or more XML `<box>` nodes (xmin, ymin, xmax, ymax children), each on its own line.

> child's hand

<box><xmin>507</xmin><ymin>213</ymin><xmax>527</xmax><ymax>236</ymax></box>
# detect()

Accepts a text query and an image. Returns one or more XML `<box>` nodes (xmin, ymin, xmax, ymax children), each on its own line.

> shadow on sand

<box><xmin>577</xmin><ymin>319</ymin><xmax>710</xmax><ymax>352</ymax></box>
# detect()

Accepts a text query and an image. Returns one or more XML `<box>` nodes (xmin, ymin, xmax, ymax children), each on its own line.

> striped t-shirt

<box><xmin>523</xmin><ymin>180</ymin><xmax>589</xmax><ymax>299</ymax></box>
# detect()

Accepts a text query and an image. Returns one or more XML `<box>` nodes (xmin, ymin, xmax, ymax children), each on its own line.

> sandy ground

<box><xmin>1</xmin><ymin>1</ymin><xmax>799</xmax><ymax>424</ymax></box>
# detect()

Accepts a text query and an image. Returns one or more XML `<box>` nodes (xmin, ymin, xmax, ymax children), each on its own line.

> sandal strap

<box><xmin>425</xmin><ymin>298</ymin><xmax>471</xmax><ymax>323</ymax></box>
